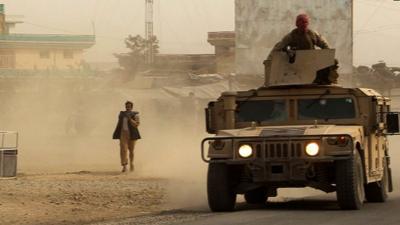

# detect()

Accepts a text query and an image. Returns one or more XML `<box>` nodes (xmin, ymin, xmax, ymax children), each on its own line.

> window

<box><xmin>63</xmin><ymin>50</ymin><xmax>74</xmax><ymax>59</ymax></box>
<box><xmin>0</xmin><ymin>50</ymin><xmax>15</xmax><ymax>68</ymax></box>
<box><xmin>236</xmin><ymin>100</ymin><xmax>287</xmax><ymax>123</ymax></box>
<box><xmin>39</xmin><ymin>51</ymin><xmax>50</xmax><ymax>59</ymax></box>
<box><xmin>297</xmin><ymin>98</ymin><xmax>356</xmax><ymax>120</ymax></box>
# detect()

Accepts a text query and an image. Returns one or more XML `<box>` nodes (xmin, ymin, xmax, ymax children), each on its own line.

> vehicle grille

<box><xmin>255</xmin><ymin>142</ymin><xmax>304</xmax><ymax>159</ymax></box>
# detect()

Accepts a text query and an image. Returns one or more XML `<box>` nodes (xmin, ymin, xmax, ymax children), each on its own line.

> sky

<box><xmin>2</xmin><ymin>0</ymin><xmax>400</xmax><ymax>66</ymax></box>
<box><xmin>2</xmin><ymin>0</ymin><xmax>234</xmax><ymax>63</ymax></box>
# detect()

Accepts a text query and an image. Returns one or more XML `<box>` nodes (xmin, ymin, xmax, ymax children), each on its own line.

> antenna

<box><xmin>145</xmin><ymin>0</ymin><xmax>154</xmax><ymax>65</ymax></box>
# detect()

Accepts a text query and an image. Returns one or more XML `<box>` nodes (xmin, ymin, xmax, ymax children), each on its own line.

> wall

<box><xmin>154</xmin><ymin>54</ymin><xmax>216</xmax><ymax>74</ymax></box>
<box><xmin>207</xmin><ymin>31</ymin><xmax>236</xmax><ymax>74</ymax></box>
<box><xmin>0</xmin><ymin>49</ymin><xmax>15</xmax><ymax>68</ymax></box>
<box><xmin>215</xmin><ymin>46</ymin><xmax>235</xmax><ymax>74</ymax></box>
<box><xmin>14</xmin><ymin>48</ymin><xmax>84</xmax><ymax>70</ymax></box>
<box><xmin>235</xmin><ymin>0</ymin><xmax>353</xmax><ymax>85</ymax></box>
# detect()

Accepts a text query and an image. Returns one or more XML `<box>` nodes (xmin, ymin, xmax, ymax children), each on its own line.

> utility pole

<box><xmin>145</xmin><ymin>0</ymin><xmax>154</xmax><ymax>65</ymax></box>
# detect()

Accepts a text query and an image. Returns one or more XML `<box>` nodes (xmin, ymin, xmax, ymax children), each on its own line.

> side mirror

<box><xmin>205</xmin><ymin>102</ymin><xmax>216</xmax><ymax>134</ymax></box>
<box><xmin>386</xmin><ymin>113</ymin><xmax>400</xmax><ymax>134</ymax></box>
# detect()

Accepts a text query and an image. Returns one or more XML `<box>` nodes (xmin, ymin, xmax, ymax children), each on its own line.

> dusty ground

<box><xmin>1</xmin><ymin>79</ymin><xmax>399</xmax><ymax>225</ymax></box>
<box><xmin>0</xmin><ymin>172</ymin><xmax>168</xmax><ymax>225</ymax></box>
<box><xmin>0</xmin><ymin>77</ymin><xmax>208</xmax><ymax>225</ymax></box>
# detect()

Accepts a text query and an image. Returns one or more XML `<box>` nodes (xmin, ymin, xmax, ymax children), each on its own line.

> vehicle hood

<box><xmin>217</xmin><ymin>125</ymin><xmax>363</xmax><ymax>138</ymax></box>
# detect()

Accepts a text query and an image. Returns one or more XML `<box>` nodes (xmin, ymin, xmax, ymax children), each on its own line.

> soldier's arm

<box><xmin>315</xmin><ymin>32</ymin><xmax>330</xmax><ymax>49</ymax></box>
<box><xmin>272</xmin><ymin>33</ymin><xmax>292</xmax><ymax>51</ymax></box>
<box><xmin>267</xmin><ymin>33</ymin><xmax>292</xmax><ymax>60</ymax></box>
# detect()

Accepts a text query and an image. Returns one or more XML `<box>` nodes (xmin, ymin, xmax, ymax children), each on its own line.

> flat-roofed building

<box><xmin>0</xmin><ymin>34</ymin><xmax>95</xmax><ymax>70</ymax></box>
<box><xmin>0</xmin><ymin>4</ymin><xmax>95</xmax><ymax>72</ymax></box>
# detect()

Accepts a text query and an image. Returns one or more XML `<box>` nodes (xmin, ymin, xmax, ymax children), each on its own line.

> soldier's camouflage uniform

<box><xmin>272</xmin><ymin>28</ymin><xmax>329</xmax><ymax>53</ymax></box>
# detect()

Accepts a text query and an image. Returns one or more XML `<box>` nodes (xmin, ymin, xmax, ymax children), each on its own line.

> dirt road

<box><xmin>92</xmin><ymin>191</ymin><xmax>400</xmax><ymax>225</ymax></box>
<box><xmin>0</xmin><ymin>172</ymin><xmax>167</xmax><ymax>225</ymax></box>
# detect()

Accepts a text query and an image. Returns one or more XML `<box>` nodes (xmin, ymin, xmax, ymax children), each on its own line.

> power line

<box><xmin>355</xmin><ymin>23</ymin><xmax>400</xmax><ymax>36</ymax></box>
<box><xmin>23</xmin><ymin>22</ymin><xmax>78</xmax><ymax>34</ymax></box>
<box><xmin>356</xmin><ymin>23</ymin><xmax>400</xmax><ymax>32</ymax></box>
<box><xmin>24</xmin><ymin>21</ymin><xmax>123</xmax><ymax>41</ymax></box>
<box><xmin>359</xmin><ymin>0</ymin><xmax>385</xmax><ymax>30</ymax></box>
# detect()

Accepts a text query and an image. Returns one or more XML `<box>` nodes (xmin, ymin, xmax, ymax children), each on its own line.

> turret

<box><xmin>265</xmin><ymin>49</ymin><xmax>337</xmax><ymax>86</ymax></box>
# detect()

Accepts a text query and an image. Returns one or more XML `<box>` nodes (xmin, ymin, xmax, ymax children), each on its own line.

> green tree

<box><xmin>114</xmin><ymin>35</ymin><xmax>159</xmax><ymax>74</ymax></box>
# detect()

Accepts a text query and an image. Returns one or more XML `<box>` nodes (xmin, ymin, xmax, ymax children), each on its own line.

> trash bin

<box><xmin>0</xmin><ymin>131</ymin><xmax>18</xmax><ymax>178</ymax></box>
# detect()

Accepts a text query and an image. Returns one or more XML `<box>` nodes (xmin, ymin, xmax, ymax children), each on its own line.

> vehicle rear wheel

<box><xmin>244</xmin><ymin>188</ymin><xmax>268</xmax><ymax>204</ymax></box>
<box><xmin>365</xmin><ymin>159</ymin><xmax>389</xmax><ymax>202</ymax></box>
<box><xmin>207</xmin><ymin>163</ymin><xmax>236</xmax><ymax>212</ymax></box>
<box><xmin>335</xmin><ymin>151</ymin><xmax>365</xmax><ymax>210</ymax></box>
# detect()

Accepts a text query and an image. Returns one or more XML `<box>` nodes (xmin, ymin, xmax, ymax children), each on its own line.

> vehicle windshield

<box><xmin>236</xmin><ymin>100</ymin><xmax>287</xmax><ymax>123</ymax></box>
<box><xmin>298</xmin><ymin>97</ymin><xmax>356</xmax><ymax>120</ymax></box>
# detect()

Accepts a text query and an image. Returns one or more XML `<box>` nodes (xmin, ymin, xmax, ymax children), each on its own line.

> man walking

<box><xmin>113</xmin><ymin>101</ymin><xmax>141</xmax><ymax>172</ymax></box>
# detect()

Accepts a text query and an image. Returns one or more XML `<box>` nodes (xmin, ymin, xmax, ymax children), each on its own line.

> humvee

<box><xmin>201</xmin><ymin>49</ymin><xmax>398</xmax><ymax>211</ymax></box>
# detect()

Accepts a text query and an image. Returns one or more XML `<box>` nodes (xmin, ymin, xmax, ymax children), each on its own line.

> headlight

<box><xmin>238</xmin><ymin>144</ymin><xmax>253</xmax><ymax>158</ymax></box>
<box><xmin>305</xmin><ymin>142</ymin><xmax>319</xmax><ymax>156</ymax></box>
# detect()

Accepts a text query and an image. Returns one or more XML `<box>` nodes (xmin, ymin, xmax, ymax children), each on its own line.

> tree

<box><xmin>114</xmin><ymin>35</ymin><xmax>159</xmax><ymax>75</ymax></box>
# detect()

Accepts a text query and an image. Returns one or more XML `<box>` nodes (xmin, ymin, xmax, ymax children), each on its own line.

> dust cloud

<box><xmin>2</xmin><ymin>74</ymin><xmax>400</xmax><ymax>210</ymax></box>
<box><xmin>0</xmin><ymin>74</ymin><xmax>208</xmax><ymax>208</ymax></box>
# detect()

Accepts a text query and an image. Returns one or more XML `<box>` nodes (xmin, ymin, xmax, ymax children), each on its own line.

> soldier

<box><xmin>113</xmin><ymin>101</ymin><xmax>141</xmax><ymax>172</ymax></box>
<box><xmin>264</xmin><ymin>14</ymin><xmax>337</xmax><ymax>85</ymax></box>
<box><xmin>271</xmin><ymin>14</ymin><xmax>329</xmax><ymax>52</ymax></box>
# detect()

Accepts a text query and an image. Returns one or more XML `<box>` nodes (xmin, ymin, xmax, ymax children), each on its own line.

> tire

<box><xmin>335</xmin><ymin>151</ymin><xmax>365</xmax><ymax>210</ymax></box>
<box><xmin>244</xmin><ymin>188</ymin><xmax>268</xmax><ymax>204</ymax></box>
<box><xmin>207</xmin><ymin>163</ymin><xmax>236</xmax><ymax>212</ymax></box>
<box><xmin>365</xmin><ymin>159</ymin><xmax>389</xmax><ymax>202</ymax></box>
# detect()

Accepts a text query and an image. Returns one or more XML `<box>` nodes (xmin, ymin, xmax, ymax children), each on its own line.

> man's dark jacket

<box><xmin>113</xmin><ymin>111</ymin><xmax>141</xmax><ymax>140</ymax></box>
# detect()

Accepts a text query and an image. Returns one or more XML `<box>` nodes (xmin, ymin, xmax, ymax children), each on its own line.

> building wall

<box><xmin>13</xmin><ymin>49</ymin><xmax>84</xmax><ymax>70</ymax></box>
<box><xmin>215</xmin><ymin>46</ymin><xmax>235</xmax><ymax>74</ymax></box>
<box><xmin>0</xmin><ymin>49</ymin><xmax>15</xmax><ymax>68</ymax></box>
<box><xmin>154</xmin><ymin>54</ymin><xmax>216</xmax><ymax>74</ymax></box>
<box><xmin>236</xmin><ymin>0</ymin><xmax>353</xmax><ymax>84</ymax></box>
<box><xmin>207</xmin><ymin>32</ymin><xmax>236</xmax><ymax>75</ymax></box>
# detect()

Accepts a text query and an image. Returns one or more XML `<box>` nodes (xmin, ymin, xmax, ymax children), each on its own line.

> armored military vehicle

<box><xmin>201</xmin><ymin>49</ymin><xmax>397</xmax><ymax>211</ymax></box>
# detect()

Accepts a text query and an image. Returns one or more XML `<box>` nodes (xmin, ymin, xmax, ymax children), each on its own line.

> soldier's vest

<box><xmin>288</xmin><ymin>29</ymin><xmax>319</xmax><ymax>50</ymax></box>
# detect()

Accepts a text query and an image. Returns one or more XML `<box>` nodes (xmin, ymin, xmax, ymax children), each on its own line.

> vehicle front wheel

<box><xmin>207</xmin><ymin>163</ymin><xmax>236</xmax><ymax>212</ymax></box>
<box><xmin>244</xmin><ymin>187</ymin><xmax>268</xmax><ymax>204</ymax></box>
<box><xmin>335</xmin><ymin>151</ymin><xmax>365</xmax><ymax>210</ymax></box>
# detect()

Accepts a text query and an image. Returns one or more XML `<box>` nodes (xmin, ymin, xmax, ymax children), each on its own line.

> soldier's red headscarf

<box><xmin>296</xmin><ymin>14</ymin><xmax>309</xmax><ymax>33</ymax></box>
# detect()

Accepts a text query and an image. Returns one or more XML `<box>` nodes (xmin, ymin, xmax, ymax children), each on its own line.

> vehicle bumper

<box><xmin>202</xmin><ymin>135</ymin><xmax>353</xmax><ymax>183</ymax></box>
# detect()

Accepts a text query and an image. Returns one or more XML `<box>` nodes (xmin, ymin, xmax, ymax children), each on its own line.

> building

<box><xmin>0</xmin><ymin>34</ymin><xmax>95</xmax><ymax>70</ymax></box>
<box><xmin>235</xmin><ymin>0</ymin><xmax>353</xmax><ymax>80</ymax></box>
<box><xmin>0</xmin><ymin>4</ymin><xmax>95</xmax><ymax>71</ymax></box>
<box><xmin>207</xmin><ymin>31</ymin><xmax>235</xmax><ymax>74</ymax></box>
<box><xmin>154</xmin><ymin>54</ymin><xmax>216</xmax><ymax>74</ymax></box>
